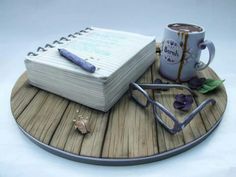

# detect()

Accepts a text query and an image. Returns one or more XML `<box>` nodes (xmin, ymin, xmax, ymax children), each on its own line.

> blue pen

<box><xmin>58</xmin><ymin>48</ymin><xmax>96</xmax><ymax>73</ymax></box>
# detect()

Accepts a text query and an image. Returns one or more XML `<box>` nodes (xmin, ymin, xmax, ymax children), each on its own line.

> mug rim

<box><xmin>166</xmin><ymin>23</ymin><xmax>205</xmax><ymax>34</ymax></box>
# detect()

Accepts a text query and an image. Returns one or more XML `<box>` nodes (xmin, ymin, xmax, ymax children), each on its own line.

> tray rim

<box><xmin>16</xmin><ymin>115</ymin><xmax>223</xmax><ymax>166</ymax></box>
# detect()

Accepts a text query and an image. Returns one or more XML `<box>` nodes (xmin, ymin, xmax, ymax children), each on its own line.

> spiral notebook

<box><xmin>25</xmin><ymin>27</ymin><xmax>156</xmax><ymax>111</ymax></box>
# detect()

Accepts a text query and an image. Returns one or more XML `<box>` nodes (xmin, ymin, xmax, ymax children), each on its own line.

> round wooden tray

<box><xmin>10</xmin><ymin>55</ymin><xmax>227</xmax><ymax>166</ymax></box>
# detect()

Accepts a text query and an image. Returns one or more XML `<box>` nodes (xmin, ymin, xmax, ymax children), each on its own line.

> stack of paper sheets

<box><xmin>25</xmin><ymin>27</ymin><xmax>156</xmax><ymax>112</ymax></box>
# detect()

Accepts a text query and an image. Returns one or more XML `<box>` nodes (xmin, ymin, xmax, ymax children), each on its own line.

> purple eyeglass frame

<box><xmin>129</xmin><ymin>82</ymin><xmax>216</xmax><ymax>134</ymax></box>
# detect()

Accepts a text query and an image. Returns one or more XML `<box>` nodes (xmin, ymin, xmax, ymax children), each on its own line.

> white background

<box><xmin>1</xmin><ymin>0</ymin><xmax>236</xmax><ymax>176</ymax></box>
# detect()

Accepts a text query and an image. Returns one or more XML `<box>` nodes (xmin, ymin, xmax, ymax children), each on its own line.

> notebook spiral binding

<box><xmin>27</xmin><ymin>27</ymin><xmax>93</xmax><ymax>56</ymax></box>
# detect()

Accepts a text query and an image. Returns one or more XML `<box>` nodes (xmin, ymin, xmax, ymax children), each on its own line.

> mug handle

<box><xmin>195</xmin><ymin>40</ymin><xmax>215</xmax><ymax>71</ymax></box>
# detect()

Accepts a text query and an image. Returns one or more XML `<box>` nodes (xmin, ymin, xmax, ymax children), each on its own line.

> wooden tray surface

<box><xmin>10</xmin><ymin>54</ymin><xmax>227</xmax><ymax>165</ymax></box>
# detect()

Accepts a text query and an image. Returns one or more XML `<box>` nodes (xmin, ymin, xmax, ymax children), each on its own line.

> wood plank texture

<box><xmin>195</xmin><ymin>68</ymin><xmax>227</xmax><ymax>130</ymax></box>
<box><xmin>10</xmin><ymin>53</ymin><xmax>227</xmax><ymax>161</ymax></box>
<box><xmin>102</xmin><ymin>67</ymin><xmax>158</xmax><ymax>158</ymax></box>
<box><xmin>11</xmin><ymin>72</ymin><xmax>39</xmax><ymax>118</ymax></box>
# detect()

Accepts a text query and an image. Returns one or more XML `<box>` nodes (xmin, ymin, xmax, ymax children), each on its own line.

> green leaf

<box><xmin>198</xmin><ymin>79</ymin><xmax>225</xmax><ymax>94</ymax></box>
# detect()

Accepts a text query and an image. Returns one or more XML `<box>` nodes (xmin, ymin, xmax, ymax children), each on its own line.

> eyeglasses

<box><xmin>129</xmin><ymin>82</ymin><xmax>216</xmax><ymax>134</ymax></box>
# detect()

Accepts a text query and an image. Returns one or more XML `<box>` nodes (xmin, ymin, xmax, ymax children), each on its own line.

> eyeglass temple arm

<box><xmin>182</xmin><ymin>98</ymin><xmax>216</xmax><ymax>128</ymax></box>
<box><xmin>138</xmin><ymin>84</ymin><xmax>197</xmax><ymax>96</ymax></box>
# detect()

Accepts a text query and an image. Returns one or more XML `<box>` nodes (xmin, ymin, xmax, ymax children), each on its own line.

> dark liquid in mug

<box><xmin>168</xmin><ymin>23</ymin><xmax>203</xmax><ymax>33</ymax></box>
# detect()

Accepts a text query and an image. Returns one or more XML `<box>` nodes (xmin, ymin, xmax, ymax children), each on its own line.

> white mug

<box><xmin>159</xmin><ymin>23</ymin><xmax>215</xmax><ymax>82</ymax></box>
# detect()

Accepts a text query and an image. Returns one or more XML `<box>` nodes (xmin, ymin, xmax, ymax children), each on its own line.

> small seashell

<box><xmin>73</xmin><ymin>118</ymin><xmax>91</xmax><ymax>134</ymax></box>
